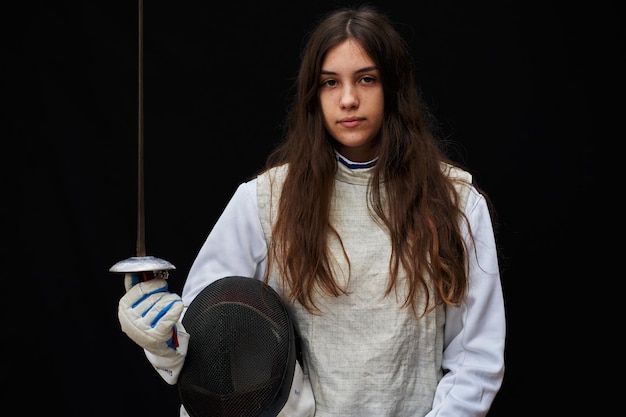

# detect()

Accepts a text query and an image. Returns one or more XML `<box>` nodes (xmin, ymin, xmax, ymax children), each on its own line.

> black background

<box><xmin>3</xmin><ymin>0</ymin><xmax>617</xmax><ymax>415</ymax></box>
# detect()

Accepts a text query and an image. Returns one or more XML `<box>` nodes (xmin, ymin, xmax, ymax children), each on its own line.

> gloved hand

<box><xmin>118</xmin><ymin>277</ymin><xmax>185</xmax><ymax>357</ymax></box>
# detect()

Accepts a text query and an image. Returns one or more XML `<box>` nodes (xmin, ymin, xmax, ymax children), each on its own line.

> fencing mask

<box><xmin>177</xmin><ymin>276</ymin><xmax>315</xmax><ymax>417</ymax></box>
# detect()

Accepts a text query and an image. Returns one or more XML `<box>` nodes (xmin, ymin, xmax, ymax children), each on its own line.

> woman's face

<box><xmin>319</xmin><ymin>39</ymin><xmax>384</xmax><ymax>162</ymax></box>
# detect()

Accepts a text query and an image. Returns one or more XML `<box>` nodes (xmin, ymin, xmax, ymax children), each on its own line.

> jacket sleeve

<box><xmin>426</xmin><ymin>187</ymin><xmax>506</xmax><ymax>417</ymax></box>
<box><xmin>181</xmin><ymin>179</ymin><xmax>267</xmax><ymax>305</ymax></box>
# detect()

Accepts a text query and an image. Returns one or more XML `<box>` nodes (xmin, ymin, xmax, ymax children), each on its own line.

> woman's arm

<box><xmin>427</xmin><ymin>187</ymin><xmax>506</xmax><ymax>417</ymax></box>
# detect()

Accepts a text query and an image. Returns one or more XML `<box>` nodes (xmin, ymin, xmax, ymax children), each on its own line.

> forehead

<box><xmin>322</xmin><ymin>39</ymin><xmax>375</xmax><ymax>71</ymax></box>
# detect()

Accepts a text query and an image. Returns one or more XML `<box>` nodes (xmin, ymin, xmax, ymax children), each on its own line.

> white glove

<box><xmin>118</xmin><ymin>278</ymin><xmax>185</xmax><ymax>357</ymax></box>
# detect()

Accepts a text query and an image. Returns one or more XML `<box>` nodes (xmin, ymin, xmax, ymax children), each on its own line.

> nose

<box><xmin>340</xmin><ymin>85</ymin><xmax>359</xmax><ymax>110</ymax></box>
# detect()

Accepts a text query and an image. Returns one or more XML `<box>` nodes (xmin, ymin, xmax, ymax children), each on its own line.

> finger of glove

<box><xmin>124</xmin><ymin>273</ymin><xmax>143</xmax><ymax>292</ymax></box>
<box><xmin>122</xmin><ymin>278</ymin><xmax>170</xmax><ymax>303</ymax></box>
<box><xmin>119</xmin><ymin>293</ymin><xmax>183</xmax><ymax>348</ymax></box>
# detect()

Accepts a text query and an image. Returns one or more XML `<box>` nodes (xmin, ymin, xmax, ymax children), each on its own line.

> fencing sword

<box><xmin>109</xmin><ymin>0</ymin><xmax>175</xmax><ymax>280</ymax></box>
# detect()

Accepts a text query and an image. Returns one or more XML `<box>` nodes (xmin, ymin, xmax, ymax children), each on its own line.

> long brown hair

<box><xmin>262</xmin><ymin>4</ymin><xmax>474</xmax><ymax>317</ymax></box>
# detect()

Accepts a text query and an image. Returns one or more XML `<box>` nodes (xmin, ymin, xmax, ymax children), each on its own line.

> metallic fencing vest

<box><xmin>256</xmin><ymin>162</ymin><xmax>471</xmax><ymax>417</ymax></box>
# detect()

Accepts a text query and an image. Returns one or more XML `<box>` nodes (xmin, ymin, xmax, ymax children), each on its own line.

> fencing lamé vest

<box><xmin>256</xmin><ymin>161</ymin><xmax>471</xmax><ymax>417</ymax></box>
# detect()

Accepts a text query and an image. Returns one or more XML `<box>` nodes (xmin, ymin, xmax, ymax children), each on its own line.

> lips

<box><xmin>338</xmin><ymin>117</ymin><xmax>364</xmax><ymax>127</ymax></box>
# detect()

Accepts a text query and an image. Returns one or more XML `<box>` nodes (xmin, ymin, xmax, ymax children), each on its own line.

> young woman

<box><xmin>118</xmin><ymin>5</ymin><xmax>505</xmax><ymax>416</ymax></box>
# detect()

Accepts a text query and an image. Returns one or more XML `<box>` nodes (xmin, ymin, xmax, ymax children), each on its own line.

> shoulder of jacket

<box><xmin>440</xmin><ymin>161</ymin><xmax>472</xmax><ymax>183</ymax></box>
<box><xmin>440</xmin><ymin>162</ymin><xmax>473</xmax><ymax>210</ymax></box>
<box><xmin>257</xmin><ymin>163</ymin><xmax>290</xmax><ymax>202</ymax></box>
<box><xmin>258</xmin><ymin>163</ymin><xmax>289</xmax><ymax>181</ymax></box>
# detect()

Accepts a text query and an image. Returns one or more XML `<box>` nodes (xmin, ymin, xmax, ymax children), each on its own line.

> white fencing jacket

<box><xmin>149</xmin><ymin>156</ymin><xmax>505</xmax><ymax>417</ymax></box>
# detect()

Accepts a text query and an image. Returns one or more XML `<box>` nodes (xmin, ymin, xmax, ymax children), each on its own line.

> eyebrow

<box><xmin>320</xmin><ymin>66</ymin><xmax>378</xmax><ymax>75</ymax></box>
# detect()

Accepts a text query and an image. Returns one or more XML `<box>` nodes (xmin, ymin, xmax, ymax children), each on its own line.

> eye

<box><xmin>360</xmin><ymin>75</ymin><xmax>376</xmax><ymax>84</ymax></box>
<box><xmin>321</xmin><ymin>78</ymin><xmax>338</xmax><ymax>87</ymax></box>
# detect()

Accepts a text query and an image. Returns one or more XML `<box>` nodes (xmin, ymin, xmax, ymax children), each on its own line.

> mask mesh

<box><xmin>178</xmin><ymin>277</ymin><xmax>296</xmax><ymax>417</ymax></box>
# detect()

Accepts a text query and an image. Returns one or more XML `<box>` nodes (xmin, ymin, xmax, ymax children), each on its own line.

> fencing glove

<box><xmin>118</xmin><ymin>277</ymin><xmax>189</xmax><ymax>384</ymax></box>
